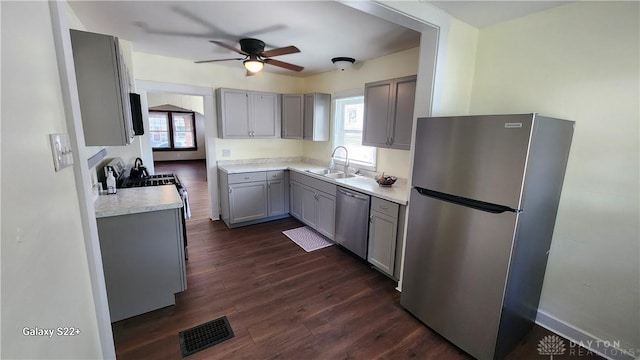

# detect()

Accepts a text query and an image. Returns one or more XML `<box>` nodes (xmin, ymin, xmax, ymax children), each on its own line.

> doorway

<box><xmin>135</xmin><ymin>80</ymin><xmax>219</xmax><ymax>221</ymax></box>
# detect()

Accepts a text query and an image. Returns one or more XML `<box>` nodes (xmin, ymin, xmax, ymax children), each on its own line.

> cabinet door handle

<box><xmin>380</xmin><ymin>205</ymin><xmax>389</xmax><ymax>210</ymax></box>
<box><xmin>229</xmin><ymin>188</ymin><xmax>232</xmax><ymax>193</ymax></box>
<box><xmin>244</xmin><ymin>176</ymin><xmax>251</xmax><ymax>179</ymax></box>
<box><xmin>389</xmin><ymin>136</ymin><xmax>393</xmax><ymax>145</ymax></box>
<box><xmin>369</xmin><ymin>215</ymin><xmax>373</xmax><ymax>223</ymax></box>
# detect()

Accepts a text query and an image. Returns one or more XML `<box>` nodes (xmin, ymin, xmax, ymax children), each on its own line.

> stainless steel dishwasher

<box><xmin>335</xmin><ymin>187</ymin><xmax>371</xmax><ymax>259</ymax></box>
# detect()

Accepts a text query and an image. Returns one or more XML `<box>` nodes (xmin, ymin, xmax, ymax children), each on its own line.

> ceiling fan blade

<box><xmin>261</xmin><ymin>45</ymin><xmax>300</xmax><ymax>58</ymax></box>
<box><xmin>194</xmin><ymin>57</ymin><xmax>244</xmax><ymax>64</ymax></box>
<box><xmin>209</xmin><ymin>40</ymin><xmax>248</xmax><ymax>55</ymax></box>
<box><xmin>264</xmin><ymin>58</ymin><xmax>304</xmax><ymax>72</ymax></box>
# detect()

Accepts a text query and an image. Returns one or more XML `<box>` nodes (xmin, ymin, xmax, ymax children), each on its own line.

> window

<box><xmin>333</xmin><ymin>95</ymin><xmax>376</xmax><ymax>170</ymax></box>
<box><xmin>149</xmin><ymin>110</ymin><xmax>197</xmax><ymax>150</ymax></box>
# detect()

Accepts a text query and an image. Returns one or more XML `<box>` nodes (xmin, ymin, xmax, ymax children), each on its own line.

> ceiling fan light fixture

<box><xmin>244</xmin><ymin>59</ymin><xmax>264</xmax><ymax>73</ymax></box>
<box><xmin>331</xmin><ymin>57</ymin><xmax>355</xmax><ymax>71</ymax></box>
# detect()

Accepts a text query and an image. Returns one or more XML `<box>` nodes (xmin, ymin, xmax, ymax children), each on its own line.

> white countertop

<box><xmin>94</xmin><ymin>186</ymin><xmax>183</xmax><ymax>218</ymax></box>
<box><xmin>218</xmin><ymin>161</ymin><xmax>409</xmax><ymax>205</ymax></box>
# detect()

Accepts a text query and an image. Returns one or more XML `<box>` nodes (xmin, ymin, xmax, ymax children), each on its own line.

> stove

<box><xmin>101</xmin><ymin>158</ymin><xmax>183</xmax><ymax>190</ymax></box>
<box><xmin>100</xmin><ymin>157</ymin><xmax>191</xmax><ymax>258</ymax></box>
<box><xmin>120</xmin><ymin>174</ymin><xmax>182</xmax><ymax>188</ymax></box>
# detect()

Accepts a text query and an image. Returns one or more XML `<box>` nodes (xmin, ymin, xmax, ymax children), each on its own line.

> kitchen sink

<box><xmin>324</xmin><ymin>172</ymin><xmax>357</xmax><ymax>179</ymax></box>
<box><xmin>307</xmin><ymin>168</ymin><xmax>343</xmax><ymax>175</ymax></box>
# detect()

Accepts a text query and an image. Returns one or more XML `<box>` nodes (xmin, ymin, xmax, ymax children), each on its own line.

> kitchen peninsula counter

<box><xmin>218</xmin><ymin>161</ymin><xmax>409</xmax><ymax>205</ymax></box>
<box><xmin>94</xmin><ymin>185</ymin><xmax>183</xmax><ymax>218</ymax></box>
<box><xmin>94</xmin><ymin>185</ymin><xmax>186</xmax><ymax>322</ymax></box>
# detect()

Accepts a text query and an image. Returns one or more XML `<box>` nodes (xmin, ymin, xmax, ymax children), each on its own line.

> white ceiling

<box><xmin>427</xmin><ymin>1</ymin><xmax>571</xmax><ymax>28</ymax></box>
<box><xmin>68</xmin><ymin>1</ymin><xmax>421</xmax><ymax>77</ymax></box>
<box><xmin>68</xmin><ymin>1</ymin><xmax>570</xmax><ymax>77</ymax></box>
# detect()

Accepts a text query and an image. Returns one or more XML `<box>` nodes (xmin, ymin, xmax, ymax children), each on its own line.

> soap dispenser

<box><xmin>106</xmin><ymin>166</ymin><xmax>117</xmax><ymax>194</ymax></box>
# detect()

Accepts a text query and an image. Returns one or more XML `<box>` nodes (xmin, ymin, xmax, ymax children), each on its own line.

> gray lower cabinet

<box><xmin>267</xmin><ymin>170</ymin><xmax>288</xmax><ymax>216</ymax></box>
<box><xmin>97</xmin><ymin>208</ymin><xmax>186</xmax><ymax>322</ymax></box>
<box><xmin>363</xmin><ymin>75</ymin><xmax>416</xmax><ymax>150</ymax></box>
<box><xmin>219</xmin><ymin>169</ymin><xmax>288</xmax><ymax>227</ymax></box>
<box><xmin>315</xmin><ymin>192</ymin><xmax>336</xmax><ymax>239</ymax></box>
<box><xmin>229</xmin><ymin>182</ymin><xmax>268</xmax><ymax>223</ymax></box>
<box><xmin>289</xmin><ymin>171</ymin><xmax>336</xmax><ymax>240</ymax></box>
<box><xmin>301</xmin><ymin>185</ymin><xmax>318</xmax><ymax>227</ymax></box>
<box><xmin>290</xmin><ymin>181</ymin><xmax>303</xmax><ymax>219</ymax></box>
<box><xmin>367</xmin><ymin>197</ymin><xmax>404</xmax><ymax>279</ymax></box>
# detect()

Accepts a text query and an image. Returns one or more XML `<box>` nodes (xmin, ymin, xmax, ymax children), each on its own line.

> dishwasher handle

<box><xmin>337</xmin><ymin>187</ymin><xmax>369</xmax><ymax>201</ymax></box>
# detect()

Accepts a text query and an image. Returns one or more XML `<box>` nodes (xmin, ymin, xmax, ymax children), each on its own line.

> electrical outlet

<box><xmin>222</xmin><ymin>149</ymin><xmax>231</xmax><ymax>157</ymax></box>
<box><xmin>49</xmin><ymin>133</ymin><xmax>74</xmax><ymax>171</ymax></box>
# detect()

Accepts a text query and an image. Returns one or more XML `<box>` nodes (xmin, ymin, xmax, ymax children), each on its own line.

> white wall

<box><xmin>147</xmin><ymin>93</ymin><xmax>207</xmax><ymax>161</ymax></box>
<box><xmin>1</xmin><ymin>2</ymin><xmax>103</xmax><ymax>358</ymax></box>
<box><xmin>468</xmin><ymin>2</ymin><xmax>639</xmax><ymax>354</ymax></box>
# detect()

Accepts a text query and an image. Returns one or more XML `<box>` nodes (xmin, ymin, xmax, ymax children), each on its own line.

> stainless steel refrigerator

<box><xmin>401</xmin><ymin>114</ymin><xmax>574</xmax><ymax>360</ymax></box>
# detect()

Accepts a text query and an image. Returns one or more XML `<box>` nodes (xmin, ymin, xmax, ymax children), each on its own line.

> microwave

<box><xmin>129</xmin><ymin>93</ymin><xmax>144</xmax><ymax>136</ymax></box>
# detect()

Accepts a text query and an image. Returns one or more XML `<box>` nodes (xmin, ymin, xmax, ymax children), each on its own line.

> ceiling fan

<box><xmin>195</xmin><ymin>38</ymin><xmax>304</xmax><ymax>74</ymax></box>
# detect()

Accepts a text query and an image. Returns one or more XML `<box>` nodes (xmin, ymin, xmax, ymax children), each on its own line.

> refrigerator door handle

<box><xmin>415</xmin><ymin>187</ymin><xmax>522</xmax><ymax>214</ymax></box>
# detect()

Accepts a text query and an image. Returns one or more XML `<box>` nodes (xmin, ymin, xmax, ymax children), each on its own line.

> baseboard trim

<box><xmin>536</xmin><ymin>310</ymin><xmax>637</xmax><ymax>360</ymax></box>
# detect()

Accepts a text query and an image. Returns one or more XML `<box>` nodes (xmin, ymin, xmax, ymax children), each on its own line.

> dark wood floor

<box><xmin>111</xmin><ymin>160</ymin><xmax>601</xmax><ymax>360</ymax></box>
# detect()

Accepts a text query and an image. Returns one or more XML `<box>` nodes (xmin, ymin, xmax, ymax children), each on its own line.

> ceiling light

<box><xmin>244</xmin><ymin>59</ymin><xmax>264</xmax><ymax>73</ymax></box>
<box><xmin>331</xmin><ymin>57</ymin><xmax>355</xmax><ymax>71</ymax></box>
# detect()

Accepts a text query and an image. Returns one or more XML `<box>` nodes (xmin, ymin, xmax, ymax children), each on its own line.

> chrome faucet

<box><xmin>330</xmin><ymin>146</ymin><xmax>349</xmax><ymax>173</ymax></box>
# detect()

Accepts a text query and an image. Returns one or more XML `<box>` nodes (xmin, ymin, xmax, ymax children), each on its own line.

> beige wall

<box><xmin>302</xmin><ymin>47</ymin><xmax>420</xmax><ymax>177</ymax></box>
<box><xmin>435</xmin><ymin>17</ymin><xmax>478</xmax><ymax>116</ymax></box>
<box><xmin>133</xmin><ymin>48</ymin><xmax>421</xmax><ymax>174</ymax></box>
<box><xmin>133</xmin><ymin>52</ymin><xmax>305</xmax><ymax>161</ymax></box>
<box><xmin>468</xmin><ymin>1</ymin><xmax>639</xmax><ymax>352</ymax></box>
<box><xmin>1</xmin><ymin>2</ymin><xmax>103</xmax><ymax>358</ymax></box>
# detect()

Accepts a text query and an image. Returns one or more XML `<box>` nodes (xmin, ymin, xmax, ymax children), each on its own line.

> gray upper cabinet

<box><xmin>282</xmin><ymin>94</ymin><xmax>304</xmax><ymax>139</ymax></box>
<box><xmin>216</xmin><ymin>88</ymin><xmax>281</xmax><ymax>139</ymax></box>
<box><xmin>217</xmin><ymin>89</ymin><xmax>249</xmax><ymax>138</ymax></box>
<box><xmin>363</xmin><ymin>75</ymin><xmax>416</xmax><ymax>150</ymax></box>
<box><xmin>282</xmin><ymin>93</ymin><xmax>330</xmax><ymax>141</ymax></box>
<box><xmin>251</xmin><ymin>92</ymin><xmax>280</xmax><ymax>137</ymax></box>
<box><xmin>303</xmin><ymin>93</ymin><xmax>331</xmax><ymax>141</ymax></box>
<box><xmin>70</xmin><ymin>29</ymin><xmax>133</xmax><ymax>146</ymax></box>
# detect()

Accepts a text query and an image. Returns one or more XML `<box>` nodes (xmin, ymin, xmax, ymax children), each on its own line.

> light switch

<box><xmin>222</xmin><ymin>149</ymin><xmax>231</xmax><ymax>157</ymax></box>
<box><xmin>49</xmin><ymin>133</ymin><xmax>74</xmax><ymax>171</ymax></box>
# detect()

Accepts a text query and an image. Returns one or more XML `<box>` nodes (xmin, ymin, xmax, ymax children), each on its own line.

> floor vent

<box><xmin>178</xmin><ymin>316</ymin><xmax>234</xmax><ymax>357</ymax></box>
